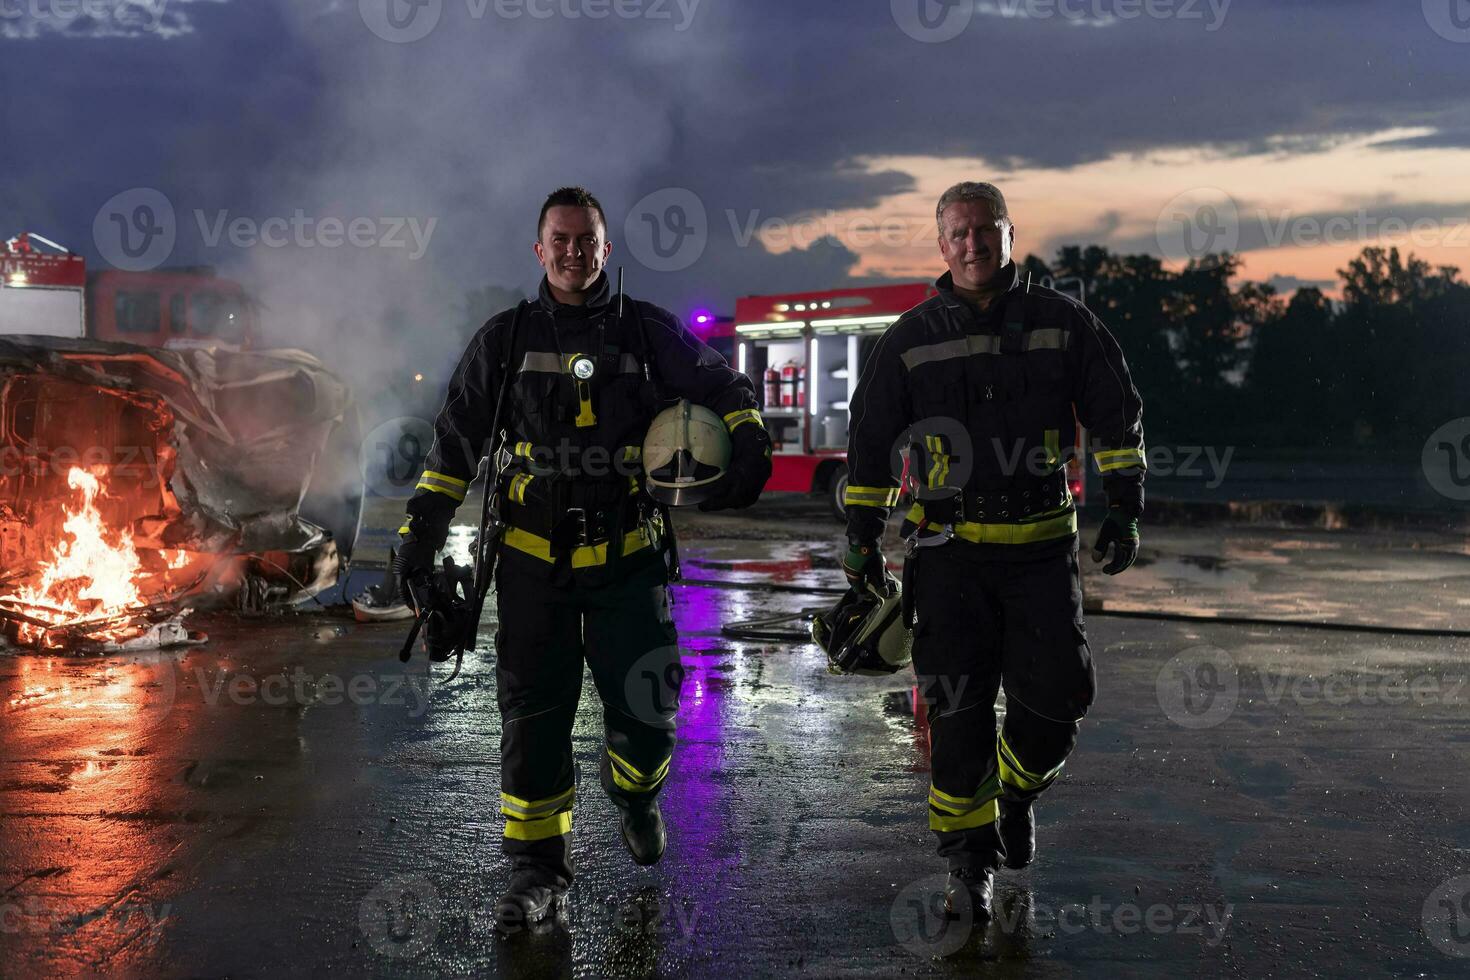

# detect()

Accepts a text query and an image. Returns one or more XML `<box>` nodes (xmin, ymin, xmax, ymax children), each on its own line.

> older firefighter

<box><xmin>842</xmin><ymin>182</ymin><xmax>1146</xmax><ymax>921</ymax></box>
<box><xmin>395</xmin><ymin>187</ymin><xmax>770</xmax><ymax>929</ymax></box>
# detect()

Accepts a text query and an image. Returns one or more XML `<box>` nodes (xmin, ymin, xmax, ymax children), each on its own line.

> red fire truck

<box><xmin>702</xmin><ymin>281</ymin><xmax>1087</xmax><ymax>519</ymax></box>
<box><xmin>1</xmin><ymin>231</ymin><xmax>256</xmax><ymax>348</ymax></box>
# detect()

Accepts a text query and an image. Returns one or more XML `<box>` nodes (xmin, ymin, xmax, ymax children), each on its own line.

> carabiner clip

<box><xmin>904</xmin><ymin>519</ymin><xmax>955</xmax><ymax>556</ymax></box>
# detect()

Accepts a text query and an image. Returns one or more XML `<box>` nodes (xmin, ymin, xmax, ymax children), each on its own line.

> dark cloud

<box><xmin>2</xmin><ymin>0</ymin><xmax>1467</xmax><ymax>396</ymax></box>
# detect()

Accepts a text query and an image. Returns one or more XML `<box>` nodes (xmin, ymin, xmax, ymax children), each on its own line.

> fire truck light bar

<box><xmin>735</xmin><ymin>321</ymin><xmax>806</xmax><ymax>334</ymax></box>
<box><xmin>808</xmin><ymin>315</ymin><xmax>900</xmax><ymax>329</ymax></box>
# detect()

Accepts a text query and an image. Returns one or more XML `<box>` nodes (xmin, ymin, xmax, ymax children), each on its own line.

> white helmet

<box><xmin>811</xmin><ymin>574</ymin><xmax>914</xmax><ymax>676</ymax></box>
<box><xmin>642</xmin><ymin>399</ymin><xmax>732</xmax><ymax>506</ymax></box>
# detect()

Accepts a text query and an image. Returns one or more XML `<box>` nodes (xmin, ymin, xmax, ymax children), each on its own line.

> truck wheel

<box><xmin>830</xmin><ymin>464</ymin><xmax>849</xmax><ymax>522</ymax></box>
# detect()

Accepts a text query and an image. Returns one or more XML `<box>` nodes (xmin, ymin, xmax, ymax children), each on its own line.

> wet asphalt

<box><xmin>1</xmin><ymin>497</ymin><xmax>1468</xmax><ymax>978</ymax></box>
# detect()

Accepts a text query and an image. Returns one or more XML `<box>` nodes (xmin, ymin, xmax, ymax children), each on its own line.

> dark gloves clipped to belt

<box><xmin>1090</xmin><ymin>508</ymin><xmax>1140</xmax><ymax>575</ymax></box>
<box><xmin>842</xmin><ymin>537</ymin><xmax>887</xmax><ymax>593</ymax></box>
<box><xmin>699</xmin><ymin>423</ymin><xmax>773</xmax><ymax>512</ymax></box>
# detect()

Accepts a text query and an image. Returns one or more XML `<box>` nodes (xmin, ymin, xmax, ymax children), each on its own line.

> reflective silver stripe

<box><xmin>499</xmin><ymin>786</ymin><xmax>575</xmax><ymax>819</ymax></box>
<box><xmin>900</xmin><ymin>329</ymin><xmax>1069</xmax><ymax>370</ymax></box>
<box><xmin>519</xmin><ymin>352</ymin><xmax>563</xmax><ymax>374</ymax></box>
<box><xmin>518</xmin><ymin>352</ymin><xmax>644</xmax><ymax>375</ymax></box>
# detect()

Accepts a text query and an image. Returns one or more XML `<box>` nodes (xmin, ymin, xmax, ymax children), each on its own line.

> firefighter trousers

<box><xmin>493</xmin><ymin>552</ymin><xmax>681</xmax><ymax>887</ymax></box>
<box><xmin>908</xmin><ymin>541</ymin><xmax>1096</xmax><ymax>872</ymax></box>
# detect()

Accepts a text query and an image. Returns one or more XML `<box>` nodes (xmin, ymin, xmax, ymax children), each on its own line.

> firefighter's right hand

<box><xmin>391</xmin><ymin>539</ymin><xmax>439</xmax><ymax>606</ymax></box>
<box><xmin>842</xmin><ymin>540</ymin><xmax>886</xmax><ymax>593</ymax></box>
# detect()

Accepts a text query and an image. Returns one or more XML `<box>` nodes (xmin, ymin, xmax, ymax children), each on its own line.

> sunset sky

<box><xmin>3</xmin><ymin>0</ymin><xmax>1468</xmax><ymax>374</ymax></box>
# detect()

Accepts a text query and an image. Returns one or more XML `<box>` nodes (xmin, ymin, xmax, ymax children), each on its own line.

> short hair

<box><xmin>538</xmin><ymin>186</ymin><xmax>608</xmax><ymax>239</ymax></box>
<box><xmin>935</xmin><ymin>182</ymin><xmax>1010</xmax><ymax>232</ymax></box>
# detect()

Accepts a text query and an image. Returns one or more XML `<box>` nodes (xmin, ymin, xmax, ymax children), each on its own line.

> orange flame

<box><xmin>1</xmin><ymin>467</ymin><xmax>148</xmax><ymax>647</ymax></box>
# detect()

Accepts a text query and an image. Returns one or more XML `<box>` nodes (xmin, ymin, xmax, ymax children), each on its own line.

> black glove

<box><xmin>699</xmin><ymin>423</ymin><xmax>773</xmax><ymax>512</ymax></box>
<box><xmin>842</xmin><ymin>538</ymin><xmax>887</xmax><ymax>593</ymax></box>
<box><xmin>391</xmin><ymin>536</ymin><xmax>440</xmax><ymax>605</ymax></box>
<box><xmin>1090</xmin><ymin>509</ymin><xmax>1140</xmax><ymax>575</ymax></box>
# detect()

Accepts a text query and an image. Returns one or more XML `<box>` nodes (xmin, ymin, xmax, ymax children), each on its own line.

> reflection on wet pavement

<box><xmin>1</xmin><ymin>514</ymin><xmax>1467</xmax><ymax>977</ymax></box>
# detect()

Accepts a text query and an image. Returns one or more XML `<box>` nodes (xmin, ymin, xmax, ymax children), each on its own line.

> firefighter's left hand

<box><xmin>1090</xmin><ymin>510</ymin><xmax>1140</xmax><ymax>575</ymax></box>
<box><xmin>699</xmin><ymin>427</ymin><xmax>773</xmax><ymax>512</ymax></box>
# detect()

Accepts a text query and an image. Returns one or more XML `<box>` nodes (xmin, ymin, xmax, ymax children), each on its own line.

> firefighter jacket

<box><xmin>404</xmin><ymin>273</ymin><xmax>763</xmax><ymax>579</ymax></box>
<box><xmin>844</xmin><ymin>263</ymin><xmax>1146</xmax><ymax>560</ymax></box>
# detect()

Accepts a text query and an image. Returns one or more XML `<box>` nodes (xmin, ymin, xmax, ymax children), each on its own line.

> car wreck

<box><xmin>0</xmin><ymin>335</ymin><xmax>361</xmax><ymax>652</ymax></box>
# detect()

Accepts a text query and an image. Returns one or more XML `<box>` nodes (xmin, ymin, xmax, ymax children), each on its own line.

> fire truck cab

<box><xmin>1</xmin><ymin>232</ymin><xmax>256</xmax><ymax>350</ymax></box>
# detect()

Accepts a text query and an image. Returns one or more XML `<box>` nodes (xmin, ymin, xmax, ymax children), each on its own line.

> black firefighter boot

<box><xmin>495</xmin><ymin>868</ymin><xmax>566</xmax><ymax>933</ymax></box>
<box><xmin>944</xmin><ymin>866</ymin><xmax>995</xmax><ymax>924</ymax></box>
<box><xmin>998</xmin><ymin>797</ymin><xmax>1036</xmax><ymax>870</ymax></box>
<box><xmin>618</xmin><ymin>800</ymin><xmax>667</xmax><ymax>866</ymax></box>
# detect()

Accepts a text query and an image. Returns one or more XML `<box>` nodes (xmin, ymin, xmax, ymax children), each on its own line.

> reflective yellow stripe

<box><xmin>723</xmin><ymin>408</ymin><xmax>764</xmax><ymax>433</ymax></box>
<box><xmin>500</xmin><ymin>786</ymin><xmax>575</xmax><ymax>819</ymax></box>
<box><xmin>503</xmin><ymin>810</ymin><xmax>573</xmax><ymax>841</ymax></box>
<box><xmin>1094</xmin><ymin>447</ymin><xmax>1147</xmax><ymax>473</ymax></box>
<box><xmin>929</xmin><ymin>784</ymin><xmax>982</xmax><ymax>807</ymax></box>
<box><xmin>508</xmin><ymin>473</ymin><xmax>533</xmax><ymax>505</ymax></box>
<box><xmin>906</xmin><ymin>503</ymin><xmax>1078</xmax><ymax>544</ymax></box>
<box><xmin>623</xmin><ymin>446</ymin><xmax>642</xmax><ymax>463</ymax></box>
<box><xmin>513</xmin><ymin>441</ymin><xmax>535</xmax><ymax>458</ymax></box>
<box><xmin>501</xmin><ymin>526</ymin><xmax>652</xmax><ymax>568</ymax></box>
<box><xmin>397</xmin><ymin>525</ymin><xmax>411</xmax><ymax>536</ymax></box>
<box><xmin>1044</xmin><ymin>429</ymin><xmax>1061</xmax><ymax>471</ymax></box>
<box><xmin>607</xmin><ymin>749</ymin><xmax>671</xmax><ymax>793</ymax></box>
<box><xmin>997</xmin><ymin>733</ymin><xmax>1063</xmax><ymax>792</ymax></box>
<box><xmin>929</xmin><ymin>798</ymin><xmax>998</xmax><ymax>832</ymax></box>
<box><xmin>416</xmin><ymin>470</ymin><xmax>469</xmax><ymax>502</ymax></box>
<box><xmin>843</xmin><ymin>485</ymin><xmax>901</xmax><ymax>507</ymax></box>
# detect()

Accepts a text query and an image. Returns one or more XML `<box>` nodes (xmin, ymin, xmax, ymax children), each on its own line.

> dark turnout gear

<box><xmin>844</xmin><ymin>262</ymin><xmax>1146</xmax><ymax>552</ymax></box>
<box><xmin>494</xmin><ymin>868</ymin><xmax>565</xmax><ymax>933</ymax></box>
<box><xmin>998</xmin><ymin>798</ymin><xmax>1035</xmax><ymax>870</ymax></box>
<box><xmin>944</xmin><ymin>865</ymin><xmax>996</xmax><ymax>924</ymax></box>
<box><xmin>405</xmin><ymin>272</ymin><xmax>762</xmax><ymax>884</ymax></box>
<box><xmin>495</xmin><ymin>559</ymin><xmax>679</xmax><ymax>884</ymax></box>
<box><xmin>842</xmin><ymin>260</ymin><xmax>1140</xmax><ymax>873</ymax></box>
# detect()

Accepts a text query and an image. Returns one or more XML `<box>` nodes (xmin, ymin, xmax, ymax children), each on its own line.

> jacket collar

<box><xmin>934</xmin><ymin>262</ymin><xmax>1021</xmax><ymax>312</ymax></box>
<box><xmin>537</xmin><ymin>271</ymin><xmax>613</xmax><ymax>319</ymax></box>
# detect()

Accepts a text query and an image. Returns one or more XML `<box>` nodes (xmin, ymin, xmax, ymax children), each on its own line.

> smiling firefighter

<box><xmin>841</xmin><ymin>181</ymin><xmax>1147</xmax><ymax>923</ymax></box>
<box><xmin>394</xmin><ymin>187</ymin><xmax>770</xmax><ymax>931</ymax></box>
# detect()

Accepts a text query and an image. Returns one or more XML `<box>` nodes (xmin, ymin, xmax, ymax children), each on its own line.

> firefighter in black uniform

<box><xmin>396</xmin><ymin>187</ymin><xmax>770</xmax><ymax>929</ymax></box>
<box><xmin>842</xmin><ymin>182</ymin><xmax>1146</xmax><ymax>921</ymax></box>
